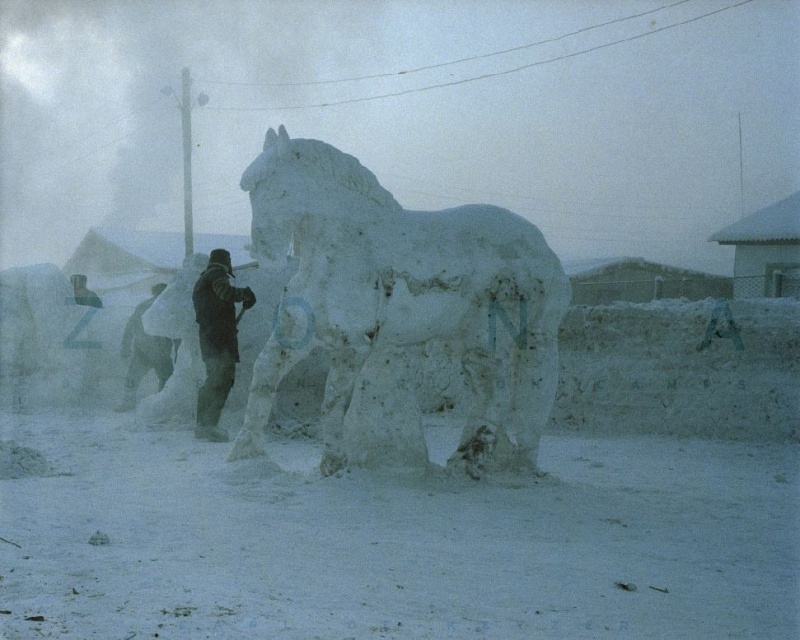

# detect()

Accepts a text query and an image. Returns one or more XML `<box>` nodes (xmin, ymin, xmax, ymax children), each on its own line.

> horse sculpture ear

<box><xmin>274</xmin><ymin>124</ymin><xmax>290</xmax><ymax>155</ymax></box>
<box><xmin>264</xmin><ymin>128</ymin><xmax>278</xmax><ymax>151</ymax></box>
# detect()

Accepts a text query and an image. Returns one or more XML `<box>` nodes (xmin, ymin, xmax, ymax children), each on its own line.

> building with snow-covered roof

<box><xmin>709</xmin><ymin>192</ymin><xmax>800</xmax><ymax>299</ymax></box>
<box><xmin>563</xmin><ymin>257</ymin><xmax>732</xmax><ymax>305</ymax></box>
<box><xmin>63</xmin><ymin>227</ymin><xmax>255</xmax><ymax>305</ymax></box>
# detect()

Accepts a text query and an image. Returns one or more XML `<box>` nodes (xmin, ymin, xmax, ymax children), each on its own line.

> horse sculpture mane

<box><xmin>240</xmin><ymin>125</ymin><xmax>401</xmax><ymax>212</ymax></box>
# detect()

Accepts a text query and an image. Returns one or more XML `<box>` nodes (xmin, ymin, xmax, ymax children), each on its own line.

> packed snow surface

<box><xmin>1</xmin><ymin>411</ymin><xmax>797</xmax><ymax>639</ymax></box>
<box><xmin>3</xmin><ymin>275</ymin><xmax>797</xmax><ymax>636</ymax></box>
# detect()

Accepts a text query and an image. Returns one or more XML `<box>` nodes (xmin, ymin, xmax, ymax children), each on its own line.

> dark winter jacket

<box><xmin>192</xmin><ymin>262</ymin><xmax>250</xmax><ymax>362</ymax></box>
<box><xmin>121</xmin><ymin>296</ymin><xmax>173</xmax><ymax>364</ymax></box>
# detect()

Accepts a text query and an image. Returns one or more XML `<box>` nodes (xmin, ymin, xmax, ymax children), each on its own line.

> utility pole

<box><xmin>181</xmin><ymin>67</ymin><xmax>194</xmax><ymax>257</ymax></box>
<box><xmin>738</xmin><ymin>112</ymin><xmax>744</xmax><ymax>218</ymax></box>
<box><xmin>163</xmin><ymin>68</ymin><xmax>208</xmax><ymax>258</ymax></box>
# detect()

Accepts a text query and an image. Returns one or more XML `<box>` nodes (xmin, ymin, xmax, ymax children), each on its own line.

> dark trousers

<box><xmin>196</xmin><ymin>351</ymin><xmax>236</xmax><ymax>428</ymax></box>
<box><xmin>125</xmin><ymin>353</ymin><xmax>174</xmax><ymax>392</ymax></box>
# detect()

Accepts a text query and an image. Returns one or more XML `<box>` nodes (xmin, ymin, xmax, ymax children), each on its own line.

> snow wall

<box><xmin>265</xmin><ymin>297</ymin><xmax>800</xmax><ymax>444</ymax></box>
<box><xmin>233</xmin><ymin>295</ymin><xmax>799</xmax><ymax>445</ymax></box>
<box><xmin>0</xmin><ymin>263</ymin><xmax>131</xmax><ymax>412</ymax></box>
<box><xmin>549</xmin><ymin>298</ymin><xmax>799</xmax><ymax>442</ymax></box>
<box><xmin>2</xmin><ymin>263</ymin><xmax>797</xmax><ymax>443</ymax></box>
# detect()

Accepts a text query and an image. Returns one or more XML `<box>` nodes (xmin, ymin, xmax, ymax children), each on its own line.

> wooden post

<box><xmin>772</xmin><ymin>270</ymin><xmax>783</xmax><ymax>298</ymax></box>
<box><xmin>181</xmin><ymin>67</ymin><xmax>194</xmax><ymax>257</ymax></box>
<box><xmin>653</xmin><ymin>276</ymin><xmax>664</xmax><ymax>300</ymax></box>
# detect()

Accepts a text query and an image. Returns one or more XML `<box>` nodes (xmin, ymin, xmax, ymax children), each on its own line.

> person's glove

<box><xmin>242</xmin><ymin>287</ymin><xmax>257</xmax><ymax>309</ymax></box>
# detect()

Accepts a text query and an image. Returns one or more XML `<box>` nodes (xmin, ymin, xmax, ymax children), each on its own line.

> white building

<box><xmin>709</xmin><ymin>192</ymin><xmax>800</xmax><ymax>299</ymax></box>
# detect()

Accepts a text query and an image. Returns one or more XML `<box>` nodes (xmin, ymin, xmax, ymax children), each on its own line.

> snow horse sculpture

<box><xmin>229</xmin><ymin>126</ymin><xmax>571</xmax><ymax>475</ymax></box>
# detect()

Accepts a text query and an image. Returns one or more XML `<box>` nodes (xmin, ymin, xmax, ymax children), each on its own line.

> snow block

<box><xmin>0</xmin><ymin>263</ymin><xmax>128</xmax><ymax>411</ymax></box>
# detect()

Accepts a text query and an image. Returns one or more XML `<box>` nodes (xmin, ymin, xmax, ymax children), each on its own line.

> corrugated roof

<box><xmin>562</xmin><ymin>257</ymin><xmax>643</xmax><ymax>277</ymax></box>
<box><xmin>708</xmin><ymin>192</ymin><xmax>800</xmax><ymax>244</ymax></box>
<box><xmin>91</xmin><ymin>228</ymin><xmax>256</xmax><ymax>269</ymax></box>
<box><xmin>562</xmin><ymin>257</ymin><xmax>718</xmax><ymax>278</ymax></box>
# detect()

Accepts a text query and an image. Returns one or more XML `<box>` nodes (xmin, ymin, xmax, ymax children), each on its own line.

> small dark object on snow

<box><xmin>0</xmin><ymin>535</ymin><xmax>21</xmax><ymax>548</ymax></box>
<box><xmin>163</xmin><ymin>606</ymin><xmax>196</xmax><ymax>617</ymax></box>
<box><xmin>88</xmin><ymin>531</ymin><xmax>110</xmax><ymax>546</ymax></box>
<box><xmin>25</xmin><ymin>615</ymin><xmax>45</xmax><ymax>622</ymax></box>
<box><xmin>649</xmin><ymin>585</ymin><xmax>669</xmax><ymax>593</ymax></box>
<box><xmin>615</xmin><ymin>581</ymin><xmax>637</xmax><ymax>592</ymax></box>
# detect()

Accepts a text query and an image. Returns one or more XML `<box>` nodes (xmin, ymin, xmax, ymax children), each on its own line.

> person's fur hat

<box><xmin>209</xmin><ymin>249</ymin><xmax>233</xmax><ymax>275</ymax></box>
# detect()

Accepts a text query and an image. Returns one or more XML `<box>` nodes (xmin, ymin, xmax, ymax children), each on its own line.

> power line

<box><xmin>206</xmin><ymin>0</ymin><xmax>753</xmax><ymax>112</ymax></box>
<box><xmin>198</xmin><ymin>0</ymin><xmax>694</xmax><ymax>88</ymax></box>
<box><xmin>65</xmin><ymin>96</ymin><xmax>165</xmax><ymax>148</ymax></box>
<box><xmin>42</xmin><ymin>98</ymin><xmax>169</xmax><ymax>175</ymax></box>
<box><xmin>49</xmin><ymin>122</ymin><xmax>151</xmax><ymax>173</ymax></box>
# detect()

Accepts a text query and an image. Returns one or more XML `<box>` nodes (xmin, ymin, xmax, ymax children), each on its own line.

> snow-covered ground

<box><xmin>1</xmin><ymin>410</ymin><xmax>797</xmax><ymax>639</ymax></box>
<box><xmin>1</xmin><ymin>130</ymin><xmax>797</xmax><ymax>637</ymax></box>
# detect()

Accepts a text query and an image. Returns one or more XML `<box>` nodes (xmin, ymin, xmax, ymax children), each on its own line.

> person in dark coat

<box><xmin>70</xmin><ymin>274</ymin><xmax>103</xmax><ymax>308</ymax></box>
<box><xmin>115</xmin><ymin>283</ymin><xmax>176</xmax><ymax>412</ymax></box>
<box><xmin>192</xmin><ymin>249</ymin><xmax>256</xmax><ymax>442</ymax></box>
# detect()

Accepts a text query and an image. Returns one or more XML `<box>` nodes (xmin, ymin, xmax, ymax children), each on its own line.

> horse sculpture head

<box><xmin>240</xmin><ymin>125</ymin><xmax>402</xmax><ymax>265</ymax></box>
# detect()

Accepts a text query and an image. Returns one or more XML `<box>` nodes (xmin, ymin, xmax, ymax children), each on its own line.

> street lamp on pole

<box><xmin>162</xmin><ymin>67</ymin><xmax>209</xmax><ymax>258</ymax></box>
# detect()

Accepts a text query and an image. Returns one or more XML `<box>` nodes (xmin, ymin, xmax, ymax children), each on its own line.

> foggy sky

<box><xmin>1</xmin><ymin>0</ymin><xmax>798</xmax><ymax>275</ymax></box>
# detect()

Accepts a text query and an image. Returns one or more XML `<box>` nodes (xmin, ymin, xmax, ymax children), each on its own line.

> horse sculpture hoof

<box><xmin>446</xmin><ymin>423</ymin><xmax>518</xmax><ymax>480</ymax></box>
<box><xmin>319</xmin><ymin>449</ymin><xmax>347</xmax><ymax>477</ymax></box>
<box><xmin>227</xmin><ymin>429</ymin><xmax>266</xmax><ymax>462</ymax></box>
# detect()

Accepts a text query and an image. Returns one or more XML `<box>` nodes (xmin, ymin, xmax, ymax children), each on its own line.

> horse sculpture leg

<box><xmin>446</xmin><ymin>347</ymin><xmax>516</xmax><ymax>478</ymax></box>
<box><xmin>318</xmin><ymin>345</ymin><xmax>368</xmax><ymax>476</ymax></box>
<box><xmin>227</xmin><ymin>335</ymin><xmax>312</xmax><ymax>461</ymax></box>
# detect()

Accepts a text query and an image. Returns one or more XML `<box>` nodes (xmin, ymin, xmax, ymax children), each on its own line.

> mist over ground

<box><xmin>1</xmin><ymin>0</ymin><xmax>798</xmax><ymax>275</ymax></box>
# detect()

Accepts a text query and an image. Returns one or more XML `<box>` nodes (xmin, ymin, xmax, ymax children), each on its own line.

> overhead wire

<box><xmin>205</xmin><ymin>0</ymin><xmax>754</xmax><ymax>111</ymax></box>
<box><xmin>37</xmin><ymin>0</ymin><xmax>751</xmax><ymax>175</ymax></box>
<box><xmin>198</xmin><ymin>0</ymin><xmax>695</xmax><ymax>87</ymax></box>
<box><xmin>41</xmin><ymin>97</ymin><xmax>170</xmax><ymax>176</ymax></box>
<box><xmin>26</xmin><ymin>0</ymin><xmax>752</xmax><ymax>239</ymax></box>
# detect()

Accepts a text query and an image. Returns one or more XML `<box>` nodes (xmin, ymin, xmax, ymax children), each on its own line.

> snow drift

<box><xmin>550</xmin><ymin>298</ymin><xmax>799</xmax><ymax>442</ymax></box>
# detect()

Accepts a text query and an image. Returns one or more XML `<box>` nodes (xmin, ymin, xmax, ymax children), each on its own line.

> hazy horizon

<box><xmin>2</xmin><ymin>0</ymin><xmax>798</xmax><ymax>276</ymax></box>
